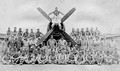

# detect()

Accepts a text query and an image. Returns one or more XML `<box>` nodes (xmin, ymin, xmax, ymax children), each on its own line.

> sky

<box><xmin>0</xmin><ymin>0</ymin><xmax>120</xmax><ymax>34</ymax></box>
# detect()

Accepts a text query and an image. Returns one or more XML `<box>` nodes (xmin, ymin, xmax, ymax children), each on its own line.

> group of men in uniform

<box><xmin>0</xmin><ymin>27</ymin><xmax>120</xmax><ymax>65</ymax></box>
<box><xmin>7</xmin><ymin>27</ymin><xmax>43</xmax><ymax>39</ymax></box>
<box><xmin>70</xmin><ymin>27</ymin><xmax>120</xmax><ymax>65</ymax></box>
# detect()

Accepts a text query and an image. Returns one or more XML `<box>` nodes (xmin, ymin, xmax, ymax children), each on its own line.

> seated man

<box><xmin>37</xmin><ymin>49</ymin><xmax>48</xmax><ymax>64</ymax></box>
<box><xmin>1</xmin><ymin>53</ymin><xmax>11</xmax><ymax>65</ymax></box>
<box><xmin>48</xmin><ymin>7</ymin><xmax>64</xmax><ymax>24</ymax></box>
<box><xmin>57</xmin><ymin>50</ymin><xmax>67</xmax><ymax>64</ymax></box>
<box><xmin>67</xmin><ymin>51</ymin><xmax>76</xmax><ymax>64</ymax></box>
<box><xmin>47</xmin><ymin>35</ymin><xmax>57</xmax><ymax>49</ymax></box>
<box><xmin>58</xmin><ymin>36</ymin><xmax>67</xmax><ymax>50</ymax></box>
<box><xmin>48</xmin><ymin>50</ymin><xmax>57</xmax><ymax>64</ymax></box>
<box><xmin>75</xmin><ymin>52</ymin><xmax>86</xmax><ymax>65</ymax></box>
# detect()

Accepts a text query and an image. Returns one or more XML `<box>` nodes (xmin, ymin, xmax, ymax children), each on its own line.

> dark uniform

<box><xmin>29</xmin><ymin>29</ymin><xmax>35</xmax><ymax>38</ymax></box>
<box><xmin>6</xmin><ymin>27</ymin><xmax>11</xmax><ymax>36</ymax></box>
<box><xmin>36</xmin><ymin>29</ymin><xmax>43</xmax><ymax>38</ymax></box>
<box><xmin>23</xmin><ymin>29</ymin><xmax>29</xmax><ymax>38</ymax></box>
<box><xmin>17</xmin><ymin>28</ymin><xmax>23</xmax><ymax>37</ymax></box>
<box><xmin>12</xmin><ymin>27</ymin><xmax>17</xmax><ymax>37</ymax></box>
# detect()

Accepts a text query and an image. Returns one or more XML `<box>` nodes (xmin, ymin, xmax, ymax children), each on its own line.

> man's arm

<box><xmin>48</xmin><ymin>12</ymin><xmax>53</xmax><ymax>16</ymax></box>
<box><xmin>59</xmin><ymin>11</ymin><xmax>64</xmax><ymax>15</ymax></box>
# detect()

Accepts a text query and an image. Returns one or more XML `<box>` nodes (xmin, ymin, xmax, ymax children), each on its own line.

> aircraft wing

<box><xmin>60</xmin><ymin>29</ymin><xmax>77</xmax><ymax>45</ymax></box>
<box><xmin>36</xmin><ymin>29</ymin><xmax>53</xmax><ymax>45</ymax></box>
<box><xmin>37</xmin><ymin>7</ymin><xmax>52</xmax><ymax>22</ymax></box>
<box><xmin>61</xmin><ymin>7</ymin><xmax>76</xmax><ymax>23</ymax></box>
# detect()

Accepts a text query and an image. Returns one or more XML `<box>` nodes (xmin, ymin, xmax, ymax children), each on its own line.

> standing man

<box><xmin>23</xmin><ymin>29</ymin><xmax>29</xmax><ymax>38</ymax></box>
<box><xmin>95</xmin><ymin>27</ymin><xmax>100</xmax><ymax>36</ymax></box>
<box><xmin>29</xmin><ymin>29</ymin><xmax>35</xmax><ymax>39</ymax></box>
<box><xmin>35</xmin><ymin>29</ymin><xmax>43</xmax><ymax>38</ymax></box>
<box><xmin>17</xmin><ymin>28</ymin><xmax>23</xmax><ymax>37</ymax></box>
<box><xmin>12</xmin><ymin>27</ymin><xmax>18</xmax><ymax>37</ymax></box>
<box><xmin>6</xmin><ymin>27</ymin><xmax>11</xmax><ymax>36</ymax></box>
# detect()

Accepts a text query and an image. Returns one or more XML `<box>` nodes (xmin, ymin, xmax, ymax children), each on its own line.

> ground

<box><xmin>0</xmin><ymin>64</ymin><xmax>120</xmax><ymax>71</ymax></box>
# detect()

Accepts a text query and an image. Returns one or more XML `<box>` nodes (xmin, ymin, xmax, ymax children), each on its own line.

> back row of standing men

<box><xmin>6</xmin><ymin>27</ymin><xmax>43</xmax><ymax>38</ymax></box>
<box><xmin>71</xmin><ymin>27</ymin><xmax>100</xmax><ymax>37</ymax></box>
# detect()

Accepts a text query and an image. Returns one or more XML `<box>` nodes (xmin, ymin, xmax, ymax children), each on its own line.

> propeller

<box><xmin>36</xmin><ymin>29</ymin><xmax>53</xmax><ymax>45</ymax></box>
<box><xmin>59</xmin><ymin>29</ymin><xmax>77</xmax><ymax>45</ymax></box>
<box><xmin>61</xmin><ymin>7</ymin><xmax>76</xmax><ymax>23</ymax></box>
<box><xmin>37</xmin><ymin>7</ymin><xmax>52</xmax><ymax>22</ymax></box>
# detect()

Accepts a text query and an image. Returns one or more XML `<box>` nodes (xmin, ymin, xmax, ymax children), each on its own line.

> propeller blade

<box><xmin>61</xmin><ymin>7</ymin><xmax>76</xmax><ymax>23</ymax></box>
<box><xmin>36</xmin><ymin>29</ymin><xmax>53</xmax><ymax>45</ymax></box>
<box><xmin>60</xmin><ymin>29</ymin><xmax>77</xmax><ymax>45</ymax></box>
<box><xmin>37</xmin><ymin>7</ymin><xmax>52</xmax><ymax>22</ymax></box>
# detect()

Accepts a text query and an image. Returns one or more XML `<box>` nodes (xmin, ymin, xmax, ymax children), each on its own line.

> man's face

<box><xmin>26</xmin><ymin>29</ymin><xmax>28</xmax><ymax>32</ymax></box>
<box><xmin>8</xmin><ymin>27</ymin><xmax>10</xmax><ymax>30</ymax></box>
<box><xmin>72</xmin><ymin>28</ymin><xmax>75</xmax><ymax>32</ymax></box>
<box><xmin>55</xmin><ymin>7</ymin><xmax>58</xmax><ymax>10</ymax></box>
<box><xmin>14</xmin><ymin>27</ymin><xmax>17</xmax><ymax>31</ymax></box>
<box><xmin>86</xmin><ymin>28</ymin><xmax>89</xmax><ymax>31</ymax></box>
<box><xmin>61</xmin><ymin>37</ymin><xmax>63</xmax><ymax>40</ymax></box>
<box><xmin>37</xmin><ymin>29</ymin><xmax>39</xmax><ymax>32</ymax></box>
<box><xmin>19</xmin><ymin>28</ymin><xmax>22</xmax><ymax>31</ymax></box>
<box><xmin>51</xmin><ymin>36</ymin><xmax>53</xmax><ymax>39</ymax></box>
<box><xmin>31</xmin><ymin>29</ymin><xmax>33</xmax><ymax>32</ymax></box>
<box><xmin>91</xmin><ymin>28</ymin><xmax>93</xmax><ymax>31</ymax></box>
<box><xmin>81</xmin><ymin>28</ymin><xmax>84</xmax><ymax>31</ymax></box>
<box><xmin>77</xmin><ymin>29</ymin><xmax>79</xmax><ymax>32</ymax></box>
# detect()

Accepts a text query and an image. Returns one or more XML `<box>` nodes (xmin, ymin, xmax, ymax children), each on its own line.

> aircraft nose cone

<box><xmin>53</xmin><ymin>23</ymin><xmax>60</xmax><ymax>29</ymax></box>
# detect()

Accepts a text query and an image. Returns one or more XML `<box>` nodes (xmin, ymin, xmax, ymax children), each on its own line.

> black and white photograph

<box><xmin>0</xmin><ymin>0</ymin><xmax>120</xmax><ymax>71</ymax></box>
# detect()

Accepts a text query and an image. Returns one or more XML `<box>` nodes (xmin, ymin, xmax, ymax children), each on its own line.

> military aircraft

<box><xmin>0</xmin><ymin>7</ymin><xmax>120</xmax><ymax>46</ymax></box>
<box><xmin>36</xmin><ymin>7</ymin><xmax>77</xmax><ymax>46</ymax></box>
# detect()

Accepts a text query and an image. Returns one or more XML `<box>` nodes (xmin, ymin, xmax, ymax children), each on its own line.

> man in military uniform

<box><xmin>29</xmin><ymin>29</ymin><xmax>35</xmax><ymax>38</ymax></box>
<box><xmin>17</xmin><ymin>28</ymin><xmax>23</xmax><ymax>37</ymax></box>
<box><xmin>12</xmin><ymin>27</ymin><xmax>18</xmax><ymax>37</ymax></box>
<box><xmin>35</xmin><ymin>29</ymin><xmax>43</xmax><ymax>38</ymax></box>
<box><xmin>94</xmin><ymin>27</ymin><xmax>100</xmax><ymax>36</ymax></box>
<box><xmin>80</xmin><ymin>28</ymin><xmax>85</xmax><ymax>36</ymax></box>
<box><xmin>70</xmin><ymin>28</ymin><xmax>76</xmax><ymax>40</ymax></box>
<box><xmin>75</xmin><ymin>52</ymin><xmax>86</xmax><ymax>65</ymax></box>
<box><xmin>6</xmin><ymin>27</ymin><xmax>11</xmax><ymax>36</ymax></box>
<box><xmin>85</xmin><ymin>28</ymin><xmax>90</xmax><ymax>36</ymax></box>
<box><xmin>23</xmin><ymin>29</ymin><xmax>29</xmax><ymax>39</ymax></box>
<box><xmin>48</xmin><ymin>7</ymin><xmax>64</xmax><ymax>24</ymax></box>
<box><xmin>67</xmin><ymin>52</ymin><xmax>76</xmax><ymax>64</ymax></box>
<box><xmin>37</xmin><ymin>49</ymin><xmax>48</xmax><ymax>64</ymax></box>
<box><xmin>57</xmin><ymin>50</ymin><xmax>67</xmax><ymax>64</ymax></box>
<box><xmin>48</xmin><ymin>7</ymin><xmax>64</xmax><ymax>31</ymax></box>
<box><xmin>47</xmin><ymin>35</ymin><xmax>57</xmax><ymax>49</ymax></box>
<box><xmin>90</xmin><ymin>27</ymin><xmax>95</xmax><ymax>36</ymax></box>
<box><xmin>58</xmin><ymin>36</ymin><xmax>67</xmax><ymax>51</ymax></box>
